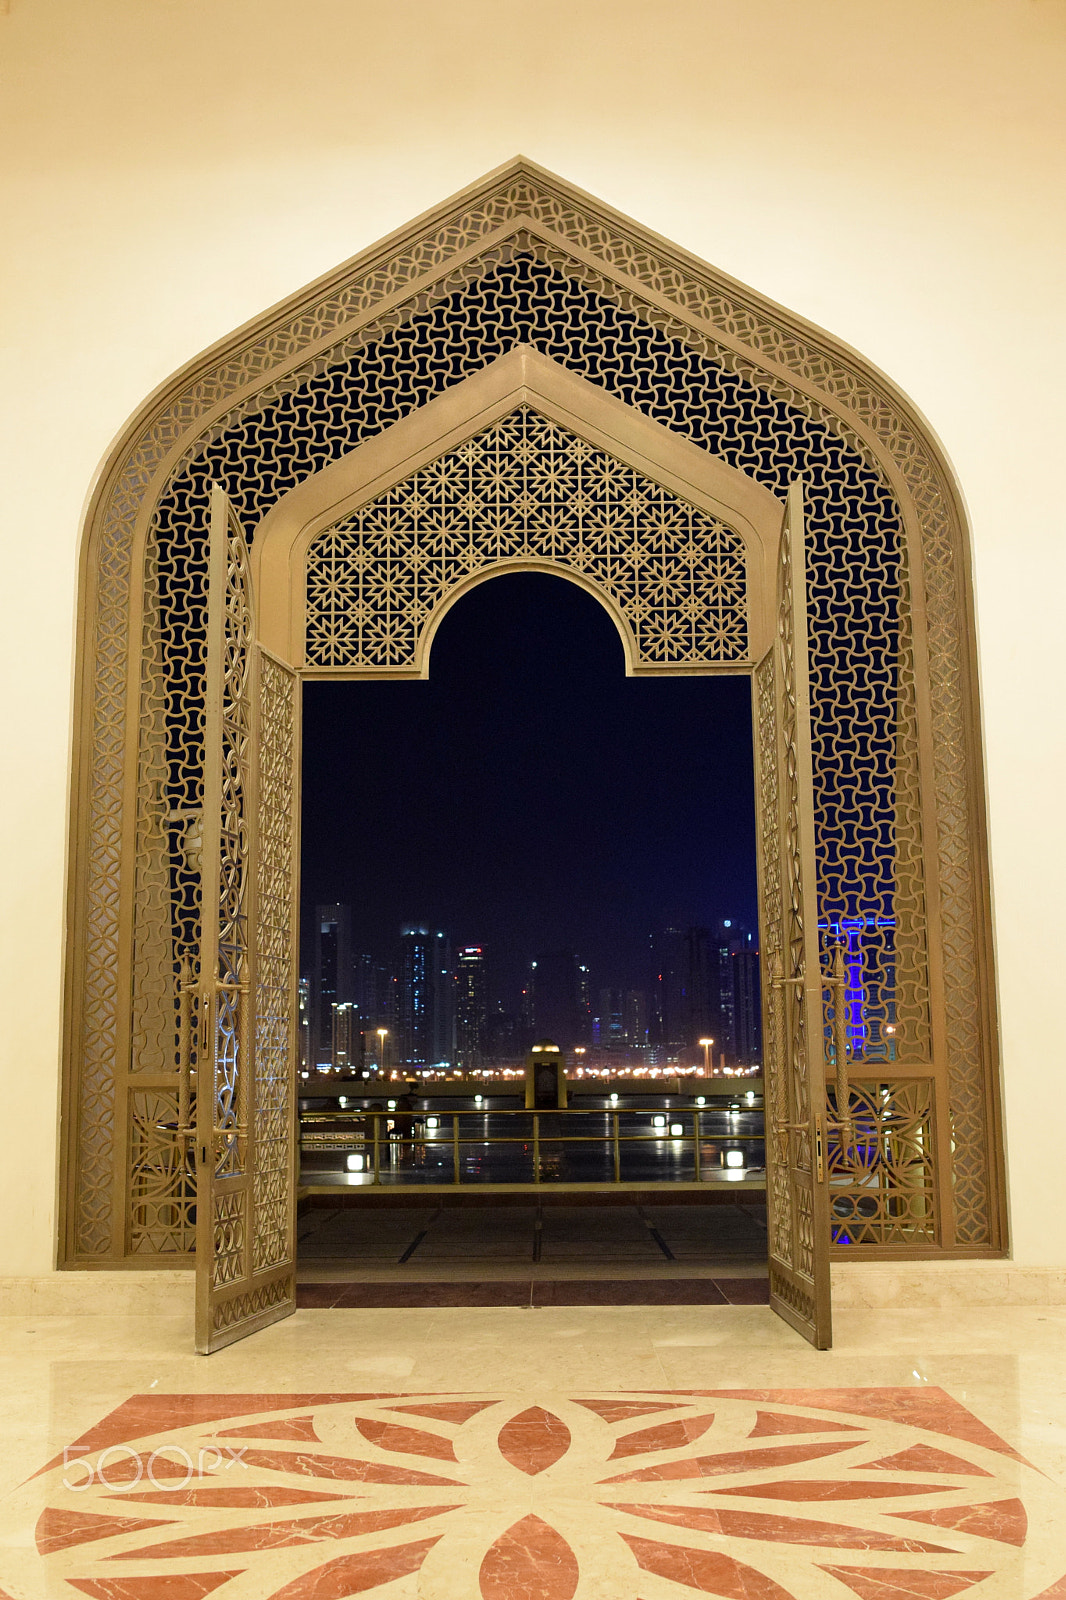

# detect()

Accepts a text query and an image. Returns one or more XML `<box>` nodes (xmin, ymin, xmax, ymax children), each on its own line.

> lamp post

<box><xmin>377</xmin><ymin>1028</ymin><xmax>388</xmax><ymax>1075</ymax></box>
<box><xmin>699</xmin><ymin>1037</ymin><xmax>714</xmax><ymax>1076</ymax></box>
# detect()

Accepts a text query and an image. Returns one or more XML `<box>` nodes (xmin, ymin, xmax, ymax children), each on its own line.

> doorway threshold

<box><xmin>295</xmin><ymin>1277</ymin><xmax>769</xmax><ymax>1309</ymax></box>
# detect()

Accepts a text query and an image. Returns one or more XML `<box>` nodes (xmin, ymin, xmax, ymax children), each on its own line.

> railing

<box><xmin>298</xmin><ymin>1105</ymin><xmax>766</xmax><ymax>1189</ymax></box>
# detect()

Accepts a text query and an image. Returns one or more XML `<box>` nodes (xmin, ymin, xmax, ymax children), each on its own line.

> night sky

<box><xmin>300</xmin><ymin>573</ymin><xmax>757</xmax><ymax>1003</ymax></box>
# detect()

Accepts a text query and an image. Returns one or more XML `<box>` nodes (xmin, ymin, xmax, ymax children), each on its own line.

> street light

<box><xmin>699</xmin><ymin>1037</ymin><xmax>714</xmax><ymax>1076</ymax></box>
<box><xmin>377</xmin><ymin>1028</ymin><xmax>388</xmax><ymax>1074</ymax></box>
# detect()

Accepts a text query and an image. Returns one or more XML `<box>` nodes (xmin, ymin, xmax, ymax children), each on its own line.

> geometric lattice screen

<box><xmin>66</xmin><ymin>165</ymin><xmax>1002</xmax><ymax>1268</ymax></box>
<box><xmin>305</xmin><ymin>405</ymin><xmax>749</xmax><ymax>670</ymax></box>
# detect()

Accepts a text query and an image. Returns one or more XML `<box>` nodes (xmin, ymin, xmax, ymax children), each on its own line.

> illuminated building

<box><xmin>397</xmin><ymin>925</ymin><xmax>453</xmax><ymax>1067</ymax></box>
<box><xmin>331</xmin><ymin>1001</ymin><xmax>358</xmax><ymax>1074</ymax></box>
<box><xmin>455</xmin><ymin>946</ymin><xmax>487</xmax><ymax>1071</ymax></box>
<box><xmin>624</xmin><ymin>989</ymin><xmax>647</xmax><ymax>1048</ymax></box>
<box><xmin>731</xmin><ymin>950</ymin><xmax>762</xmax><ymax>1066</ymax></box>
<box><xmin>311</xmin><ymin>904</ymin><xmax>353</xmax><ymax>1070</ymax></box>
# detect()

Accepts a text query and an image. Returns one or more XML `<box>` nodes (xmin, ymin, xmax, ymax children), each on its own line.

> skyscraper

<box><xmin>396</xmin><ymin>926</ymin><xmax>453</xmax><ymax>1067</ymax></box>
<box><xmin>597</xmin><ymin>988</ymin><xmax>624</xmax><ymax>1050</ymax></box>
<box><xmin>354</xmin><ymin>951</ymin><xmax>392</xmax><ymax>1033</ymax></box>
<box><xmin>455</xmin><ymin>946</ymin><xmax>487</xmax><ymax>1071</ymax></box>
<box><xmin>655</xmin><ymin>926</ymin><xmax>715</xmax><ymax>1050</ymax></box>
<box><xmin>331</xmin><ymin>1001</ymin><xmax>359</xmax><ymax>1073</ymax></box>
<box><xmin>731</xmin><ymin>948</ymin><xmax>762</xmax><ymax>1066</ymax></box>
<box><xmin>311</xmin><ymin>904</ymin><xmax>353</xmax><ymax>1070</ymax></box>
<box><xmin>624</xmin><ymin>989</ymin><xmax>647</xmax><ymax>1049</ymax></box>
<box><xmin>530</xmin><ymin>951</ymin><xmax>587</xmax><ymax>1050</ymax></box>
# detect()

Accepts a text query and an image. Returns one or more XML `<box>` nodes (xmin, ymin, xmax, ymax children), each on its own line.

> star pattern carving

<box><xmin>304</xmin><ymin>406</ymin><xmax>749</xmax><ymax>671</ymax></box>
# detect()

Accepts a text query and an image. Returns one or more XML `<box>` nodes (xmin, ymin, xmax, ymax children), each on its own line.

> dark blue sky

<box><xmin>300</xmin><ymin>573</ymin><xmax>757</xmax><ymax>1004</ymax></box>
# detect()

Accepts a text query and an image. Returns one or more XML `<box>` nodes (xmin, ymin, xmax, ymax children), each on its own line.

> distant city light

<box><xmin>725</xmin><ymin>1150</ymin><xmax>745</xmax><ymax>1169</ymax></box>
<box><xmin>653</xmin><ymin>1115</ymin><xmax>667</xmax><ymax>1130</ymax></box>
<box><xmin>346</xmin><ymin>1153</ymin><xmax>365</xmax><ymax>1172</ymax></box>
<box><xmin>670</xmin><ymin>1123</ymin><xmax>683</xmax><ymax>1137</ymax></box>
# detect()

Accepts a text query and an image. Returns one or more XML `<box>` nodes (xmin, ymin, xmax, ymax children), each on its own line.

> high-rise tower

<box><xmin>455</xmin><ymin>946</ymin><xmax>487</xmax><ymax>1071</ymax></box>
<box><xmin>396</xmin><ymin>926</ymin><xmax>453</xmax><ymax>1068</ymax></box>
<box><xmin>311</xmin><ymin>904</ymin><xmax>353</xmax><ymax>1070</ymax></box>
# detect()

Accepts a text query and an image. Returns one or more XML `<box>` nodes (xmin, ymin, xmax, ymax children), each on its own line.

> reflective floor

<box><xmin>3</xmin><ymin>1303</ymin><xmax>1066</xmax><ymax>1598</ymax></box>
<box><xmin>299</xmin><ymin>1199</ymin><xmax>768</xmax><ymax>1267</ymax></box>
<box><xmin>296</xmin><ymin>1199</ymin><xmax>769</xmax><ymax>1306</ymax></box>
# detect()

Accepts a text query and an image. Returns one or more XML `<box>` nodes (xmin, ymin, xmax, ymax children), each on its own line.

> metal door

<box><xmin>194</xmin><ymin>485</ymin><xmax>299</xmax><ymax>1353</ymax></box>
<box><xmin>752</xmin><ymin>480</ymin><xmax>833</xmax><ymax>1349</ymax></box>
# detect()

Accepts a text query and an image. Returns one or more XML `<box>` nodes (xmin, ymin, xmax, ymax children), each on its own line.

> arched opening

<box><xmin>59</xmin><ymin>161</ymin><xmax>1005</xmax><ymax>1353</ymax></box>
<box><xmin>296</xmin><ymin>572</ymin><xmax>768</xmax><ymax>1292</ymax></box>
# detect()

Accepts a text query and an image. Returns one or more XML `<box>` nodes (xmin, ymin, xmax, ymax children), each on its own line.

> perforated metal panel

<box><xmin>62</xmin><ymin>165</ymin><xmax>1001</xmax><ymax>1267</ymax></box>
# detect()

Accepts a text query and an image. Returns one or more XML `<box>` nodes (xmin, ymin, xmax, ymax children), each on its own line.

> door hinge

<box><xmin>814</xmin><ymin>1113</ymin><xmax>825</xmax><ymax>1184</ymax></box>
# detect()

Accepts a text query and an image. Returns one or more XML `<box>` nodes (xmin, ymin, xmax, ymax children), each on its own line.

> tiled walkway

<box><xmin>297</xmin><ymin>1200</ymin><xmax>770</xmax><ymax>1286</ymax></box>
<box><xmin>3</xmin><ymin>1302</ymin><xmax>1066</xmax><ymax>1598</ymax></box>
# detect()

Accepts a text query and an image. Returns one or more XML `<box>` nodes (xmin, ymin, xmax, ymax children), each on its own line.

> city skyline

<box><xmin>300</xmin><ymin>573</ymin><xmax>759</xmax><ymax>1003</ymax></box>
<box><xmin>303</xmin><ymin>911</ymin><xmax>762</xmax><ymax>1074</ymax></box>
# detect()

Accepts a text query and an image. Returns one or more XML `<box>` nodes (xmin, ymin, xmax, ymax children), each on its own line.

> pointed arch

<box><xmin>61</xmin><ymin>158</ymin><xmax>1004</xmax><ymax>1265</ymax></box>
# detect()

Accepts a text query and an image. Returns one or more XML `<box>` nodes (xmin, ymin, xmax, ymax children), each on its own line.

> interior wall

<box><xmin>1</xmin><ymin>0</ymin><xmax>1062</xmax><ymax>1275</ymax></box>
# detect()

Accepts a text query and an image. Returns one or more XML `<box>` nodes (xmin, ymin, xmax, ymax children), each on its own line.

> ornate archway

<box><xmin>61</xmin><ymin>160</ymin><xmax>1005</xmax><ymax>1292</ymax></box>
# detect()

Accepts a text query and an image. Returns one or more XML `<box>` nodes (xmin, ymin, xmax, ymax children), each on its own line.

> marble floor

<box><xmin>2</xmin><ymin>1302</ymin><xmax>1066</xmax><ymax>1599</ymax></box>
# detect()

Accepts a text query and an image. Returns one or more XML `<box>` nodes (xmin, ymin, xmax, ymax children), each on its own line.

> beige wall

<box><xmin>1</xmin><ymin>0</ymin><xmax>1063</xmax><ymax>1274</ymax></box>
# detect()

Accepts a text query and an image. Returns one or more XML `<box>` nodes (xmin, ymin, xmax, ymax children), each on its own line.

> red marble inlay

<box><xmin>108</xmin><ymin>1487</ymin><xmax>354</xmax><ymax>1509</ymax></box>
<box><xmin>609</xmin><ymin>1503</ymin><xmax>955</xmax><ymax>1553</ymax></box>
<box><xmin>35</xmin><ymin>1508</ymin><xmax>175</xmax><ymax>1555</ymax></box>
<box><xmin>720</xmin><ymin>1479</ymin><xmax>959</xmax><ymax>1501</ymax></box>
<box><xmin>685</xmin><ymin>1389</ymin><xmax>1028</xmax><ymax>1462</ymax></box>
<box><xmin>84</xmin><ymin>1454</ymin><xmax>213</xmax><ymax>1487</ymax></box>
<box><xmin>386</xmin><ymin>1400</ymin><xmax>496</xmax><ymax>1424</ymax></box>
<box><xmin>266</xmin><ymin>1535</ymin><xmax>440</xmax><ymax>1598</ymax></box>
<box><xmin>355</xmin><ymin>1418</ymin><xmax>458</xmax><ymax>1462</ymax></box>
<box><xmin>608</xmin><ymin>1415</ymin><xmax>715</xmax><ymax>1459</ymax></box>
<box><xmin>479</xmin><ymin>1514</ymin><xmax>579</xmax><ymax>1600</ymax></box>
<box><xmin>34</xmin><ymin>1396</ymin><xmax>394</xmax><ymax>1479</ymax></box>
<box><xmin>1031</xmin><ymin>1577</ymin><xmax>1066</xmax><ymax>1599</ymax></box>
<box><xmin>820</xmin><ymin>1568</ymin><xmax>994</xmax><ymax>1600</ymax></box>
<box><xmin>110</xmin><ymin>1504</ymin><xmax>457</xmax><ymax>1562</ymax></box>
<box><xmin>862</xmin><ymin>1445</ymin><xmax>992</xmax><ymax>1477</ymax></box>
<box><xmin>573</xmin><ymin>1399</ymin><xmax>687</xmax><ymax>1423</ymax></box>
<box><xmin>26</xmin><ymin>1389</ymin><xmax>1053</xmax><ymax>1600</ymax></box>
<box><xmin>497</xmin><ymin>1408</ymin><xmax>572</xmax><ymax>1475</ymax></box>
<box><xmin>216</xmin><ymin>1416</ymin><xmax>321</xmax><ymax>1443</ymax></box>
<box><xmin>623</xmin><ymin>1533</ymin><xmax>794</xmax><ymax>1598</ymax></box>
<box><xmin>749</xmin><ymin>1409</ymin><xmax>863</xmax><ymax>1438</ymax></box>
<box><xmin>888</xmin><ymin>1498</ymin><xmax>1028</xmax><ymax>1546</ymax></box>
<box><xmin>236</xmin><ymin>1446</ymin><xmax>461</xmax><ymax>1486</ymax></box>
<box><xmin>601</xmin><ymin>1439</ymin><xmax>856</xmax><ymax>1483</ymax></box>
<box><xmin>68</xmin><ymin>1577</ymin><xmax>242</xmax><ymax>1599</ymax></box>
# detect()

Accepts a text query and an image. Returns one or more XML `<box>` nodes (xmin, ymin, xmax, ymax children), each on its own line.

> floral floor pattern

<box><xmin>6</xmin><ymin>1387</ymin><xmax>1066</xmax><ymax>1599</ymax></box>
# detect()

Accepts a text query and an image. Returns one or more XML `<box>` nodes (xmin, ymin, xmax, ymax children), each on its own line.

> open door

<box><xmin>753</xmin><ymin>480</ymin><xmax>832</xmax><ymax>1349</ymax></box>
<box><xmin>194</xmin><ymin>485</ymin><xmax>299</xmax><ymax>1354</ymax></box>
